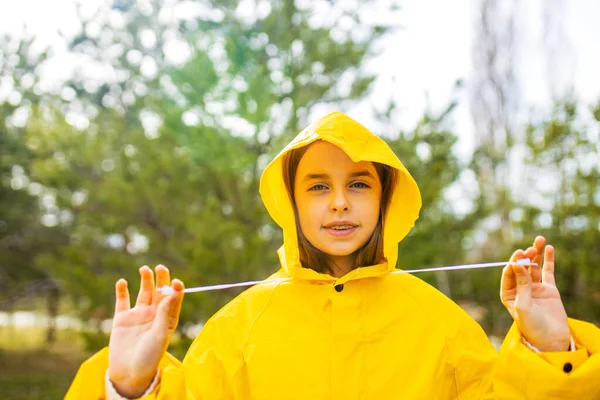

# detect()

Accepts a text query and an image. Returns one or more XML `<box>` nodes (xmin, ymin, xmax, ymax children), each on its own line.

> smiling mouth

<box><xmin>325</xmin><ymin>224</ymin><xmax>356</xmax><ymax>230</ymax></box>
<box><xmin>322</xmin><ymin>223</ymin><xmax>359</xmax><ymax>236</ymax></box>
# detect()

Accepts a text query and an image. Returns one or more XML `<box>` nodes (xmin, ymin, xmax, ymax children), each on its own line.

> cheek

<box><xmin>362</xmin><ymin>194</ymin><xmax>382</xmax><ymax>228</ymax></box>
<box><xmin>295</xmin><ymin>195</ymin><xmax>321</xmax><ymax>229</ymax></box>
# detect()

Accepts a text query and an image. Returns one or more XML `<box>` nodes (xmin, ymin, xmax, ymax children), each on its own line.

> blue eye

<box><xmin>309</xmin><ymin>184</ymin><xmax>327</xmax><ymax>191</ymax></box>
<box><xmin>351</xmin><ymin>182</ymin><xmax>369</xmax><ymax>189</ymax></box>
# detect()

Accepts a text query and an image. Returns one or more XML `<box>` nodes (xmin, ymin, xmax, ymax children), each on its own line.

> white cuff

<box><xmin>105</xmin><ymin>369</ymin><xmax>160</xmax><ymax>399</ymax></box>
<box><xmin>522</xmin><ymin>336</ymin><xmax>576</xmax><ymax>353</ymax></box>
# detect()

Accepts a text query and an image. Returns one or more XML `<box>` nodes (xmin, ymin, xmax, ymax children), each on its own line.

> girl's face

<box><xmin>294</xmin><ymin>141</ymin><xmax>382</xmax><ymax>263</ymax></box>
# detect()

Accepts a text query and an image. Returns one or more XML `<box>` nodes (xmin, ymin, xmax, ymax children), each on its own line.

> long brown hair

<box><xmin>282</xmin><ymin>142</ymin><xmax>398</xmax><ymax>275</ymax></box>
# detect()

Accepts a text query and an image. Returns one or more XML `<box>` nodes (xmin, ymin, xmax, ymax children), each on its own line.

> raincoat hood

<box><xmin>259</xmin><ymin>111</ymin><xmax>422</xmax><ymax>280</ymax></box>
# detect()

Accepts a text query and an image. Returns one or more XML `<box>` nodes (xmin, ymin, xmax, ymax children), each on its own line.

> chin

<box><xmin>321</xmin><ymin>244</ymin><xmax>361</xmax><ymax>256</ymax></box>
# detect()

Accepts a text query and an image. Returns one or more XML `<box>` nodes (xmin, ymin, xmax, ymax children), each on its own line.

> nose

<box><xmin>330</xmin><ymin>188</ymin><xmax>350</xmax><ymax>212</ymax></box>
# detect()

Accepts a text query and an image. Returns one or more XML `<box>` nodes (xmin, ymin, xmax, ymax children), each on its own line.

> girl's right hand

<box><xmin>108</xmin><ymin>265</ymin><xmax>184</xmax><ymax>398</ymax></box>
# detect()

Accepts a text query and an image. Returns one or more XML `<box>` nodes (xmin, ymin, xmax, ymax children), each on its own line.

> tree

<box><xmin>0</xmin><ymin>33</ymin><xmax>57</xmax><ymax>299</ymax></box>
<box><xmin>517</xmin><ymin>101</ymin><xmax>600</xmax><ymax>324</ymax></box>
<box><xmin>22</xmin><ymin>0</ymin><xmax>401</xmax><ymax>336</ymax></box>
<box><xmin>469</xmin><ymin>0</ymin><xmax>520</xmax><ymax>259</ymax></box>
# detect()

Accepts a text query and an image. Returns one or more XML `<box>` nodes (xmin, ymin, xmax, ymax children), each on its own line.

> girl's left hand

<box><xmin>500</xmin><ymin>236</ymin><xmax>571</xmax><ymax>352</ymax></box>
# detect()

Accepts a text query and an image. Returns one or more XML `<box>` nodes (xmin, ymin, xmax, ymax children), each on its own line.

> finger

<box><xmin>154</xmin><ymin>265</ymin><xmax>171</xmax><ymax>303</ymax></box>
<box><xmin>523</xmin><ymin>246</ymin><xmax>536</xmax><ymax>260</ymax></box>
<box><xmin>500</xmin><ymin>264</ymin><xmax>515</xmax><ymax>295</ymax></box>
<box><xmin>501</xmin><ymin>249</ymin><xmax>524</xmax><ymax>292</ymax></box>
<box><xmin>532</xmin><ymin>236</ymin><xmax>546</xmax><ymax>266</ymax></box>
<box><xmin>524</xmin><ymin>246</ymin><xmax>542</xmax><ymax>283</ymax></box>
<box><xmin>533</xmin><ymin>236</ymin><xmax>546</xmax><ymax>253</ymax></box>
<box><xmin>512</xmin><ymin>263</ymin><xmax>533</xmax><ymax>314</ymax></box>
<box><xmin>135</xmin><ymin>266</ymin><xmax>154</xmax><ymax>306</ymax></box>
<box><xmin>115</xmin><ymin>279</ymin><xmax>130</xmax><ymax>313</ymax></box>
<box><xmin>542</xmin><ymin>245</ymin><xmax>556</xmax><ymax>286</ymax></box>
<box><xmin>154</xmin><ymin>279</ymin><xmax>185</xmax><ymax>335</ymax></box>
<box><xmin>499</xmin><ymin>264</ymin><xmax>515</xmax><ymax>306</ymax></box>
<box><xmin>168</xmin><ymin>279</ymin><xmax>185</xmax><ymax>326</ymax></box>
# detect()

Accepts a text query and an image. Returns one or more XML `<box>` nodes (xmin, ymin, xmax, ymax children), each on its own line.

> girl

<box><xmin>67</xmin><ymin>112</ymin><xmax>600</xmax><ymax>399</ymax></box>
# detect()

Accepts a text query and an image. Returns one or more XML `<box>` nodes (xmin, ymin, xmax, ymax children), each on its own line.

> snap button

<box><xmin>334</xmin><ymin>284</ymin><xmax>344</xmax><ymax>292</ymax></box>
<box><xmin>563</xmin><ymin>362</ymin><xmax>573</xmax><ymax>373</ymax></box>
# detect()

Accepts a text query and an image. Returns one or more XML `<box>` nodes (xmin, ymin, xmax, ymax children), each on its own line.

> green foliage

<box><xmin>517</xmin><ymin>102</ymin><xmax>600</xmax><ymax>324</ymax></box>
<box><xmin>3</xmin><ymin>0</ymin><xmax>398</xmax><ymax>328</ymax></box>
<box><xmin>79</xmin><ymin>330</ymin><xmax>110</xmax><ymax>352</ymax></box>
<box><xmin>0</xmin><ymin>34</ymin><xmax>59</xmax><ymax>297</ymax></box>
<box><xmin>1</xmin><ymin>0</ymin><xmax>598</xmax><ymax>347</ymax></box>
<box><xmin>382</xmin><ymin>102</ymin><xmax>485</xmax><ymax>303</ymax></box>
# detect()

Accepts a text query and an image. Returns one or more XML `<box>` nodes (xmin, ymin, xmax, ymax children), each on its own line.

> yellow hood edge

<box><xmin>259</xmin><ymin>111</ymin><xmax>422</xmax><ymax>282</ymax></box>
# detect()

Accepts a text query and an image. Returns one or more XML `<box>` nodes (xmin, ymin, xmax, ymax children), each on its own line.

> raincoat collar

<box><xmin>260</xmin><ymin>111</ymin><xmax>422</xmax><ymax>283</ymax></box>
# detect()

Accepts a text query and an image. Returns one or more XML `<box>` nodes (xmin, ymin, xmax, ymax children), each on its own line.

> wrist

<box><xmin>108</xmin><ymin>371</ymin><xmax>156</xmax><ymax>399</ymax></box>
<box><xmin>525</xmin><ymin>336</ymin><xmax>571</xmax><ymax>352</ymax></box>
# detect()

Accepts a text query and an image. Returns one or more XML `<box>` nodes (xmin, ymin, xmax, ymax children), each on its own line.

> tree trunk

<box><xmin>46</xmin><ymin>285</ymin><xmax>60</xmax><ymax>344</ymax></box>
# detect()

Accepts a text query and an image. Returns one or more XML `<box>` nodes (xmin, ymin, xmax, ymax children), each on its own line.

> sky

<box><xmin>1</xmin><ymin>0</ymin><xmax>599</xmax><ymax>161</ymax></box>
<box><xmin>347</xmin><ymin>0</ymin><xmax>600</xmax><ymax>159</ymax></box>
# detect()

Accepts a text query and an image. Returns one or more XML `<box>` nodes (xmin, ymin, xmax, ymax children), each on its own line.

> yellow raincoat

<box><xmin>67</xmin><ymin>112</ymin><xmax>600</xmax><ymax>399</ymax></box>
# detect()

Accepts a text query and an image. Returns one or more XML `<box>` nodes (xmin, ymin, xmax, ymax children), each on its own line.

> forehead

<box><xmin>296</xmin><ymin>141</ymin><xmax>376</xmax><ymax>176</ymax></box>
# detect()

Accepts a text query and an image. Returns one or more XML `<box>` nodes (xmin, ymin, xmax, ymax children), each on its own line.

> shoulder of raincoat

<box><xmin>66</xmin><ymin>112</ymin><xmax>600</xmax><ymax>400</ymax></box>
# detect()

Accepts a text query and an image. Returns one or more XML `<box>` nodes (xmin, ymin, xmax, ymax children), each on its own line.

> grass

<box><xmin>0</xmin><ymin>349</ymin><xmax>86</xmax><ymax>400</ymax></box>
<box><xmin>0</xmin><ymin>326</ymin><xmax>91</xmax><ymax>400</ymax></box>
<box><xmin>0</xmin><ymin>323</ymin><xmax>191</xmax><ymax>399</ymax></box>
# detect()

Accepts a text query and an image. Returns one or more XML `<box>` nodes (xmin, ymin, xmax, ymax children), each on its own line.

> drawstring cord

<box><xmin>159</xmin><ymin>258</ymin><xmax>535</xmax><ymax>295</ymax></box>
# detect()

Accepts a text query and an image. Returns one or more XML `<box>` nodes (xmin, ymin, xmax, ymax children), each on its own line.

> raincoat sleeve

<box><xmin>65</xmin><ymin>347</ymin><xmax>188</xmax><ymax>400</ymax></box>
<box><xmin>451</xmin><ymin>317</ymin><xmax>600</xmax><ymax>399</ymax></box>
<box><xmin>65</xmin><ymin>317</ymin><xmax>240</xmax><ymax>400</ymax></box>
<box><xmin>491</xmin><ymin>318</ymin><xmax>600</xmax><ymax>399</ymax></box>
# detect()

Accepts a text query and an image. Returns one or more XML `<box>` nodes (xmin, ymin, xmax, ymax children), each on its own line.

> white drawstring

<box><xmin>158</xmin><ymin>258</ymin><xmax>536</xmax><ymax>295</ymax></box>
<box><xmin>160</xmin><ymin>278</ymin><xmax>290</xmax><ymax>295</ymax></box>
<box><xmin>394</xmin><ymin>259</ymin><xmax>535</xmax><ymax>275</ymax></box>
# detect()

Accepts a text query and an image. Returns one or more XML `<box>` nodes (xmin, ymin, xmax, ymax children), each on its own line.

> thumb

<box><xmin>154</xmin><ymin>289</ymin><xmax>183</xmax><ymax>336</ymax></box>
<box><xmin>512</xmin><ymin>263</ymin><xmax>533</xmax><ymax>316</ymax></box>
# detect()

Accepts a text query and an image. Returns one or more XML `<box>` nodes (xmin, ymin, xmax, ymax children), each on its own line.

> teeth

<box><xmin>329</xmin><ymin>225</ymin><xmax>354</xmax><ymax>230</ymax></box>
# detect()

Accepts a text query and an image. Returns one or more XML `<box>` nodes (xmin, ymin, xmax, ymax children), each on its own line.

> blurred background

<box><xmin>1</xmin><ymin>0</ymin><xmax>599</xmax><ymax>398</ymax></box>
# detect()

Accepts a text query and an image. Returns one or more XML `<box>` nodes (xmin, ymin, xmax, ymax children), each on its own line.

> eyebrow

<box><xmin>301</xmin><ymin>170</ymin><xmax>376</xmax><ymax>182</ymax></box>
